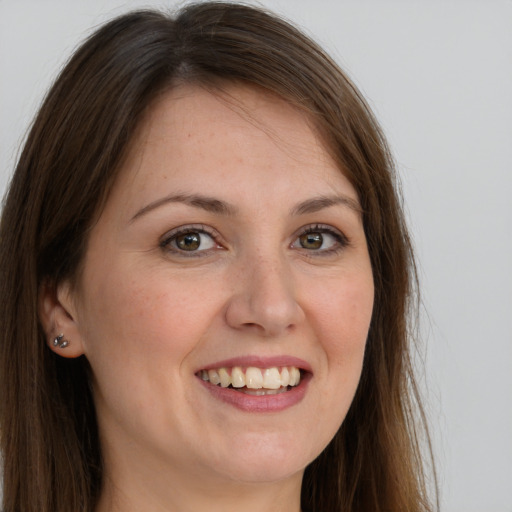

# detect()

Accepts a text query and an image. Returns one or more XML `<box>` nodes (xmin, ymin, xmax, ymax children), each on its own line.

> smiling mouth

<box><xmin>197</xmin><ymin>366</ymin><xmax>302</xmax><ymax>395</ymax></box>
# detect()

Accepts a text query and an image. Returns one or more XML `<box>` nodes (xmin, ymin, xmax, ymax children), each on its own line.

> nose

<box><xmin>224</xmin><ymin>253</ymin><xmax>305</xmax><ymax>337</ymax></box>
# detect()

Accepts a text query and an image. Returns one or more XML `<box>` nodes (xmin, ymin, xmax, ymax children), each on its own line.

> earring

<box><xmin>53</xmin><ymin>333</ymin><xmax>69</xmax><ymax>348</ymax></box>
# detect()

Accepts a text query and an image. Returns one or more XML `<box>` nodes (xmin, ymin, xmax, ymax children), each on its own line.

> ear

<box><xmin>38</xmin><ymin>279</ymin><xmax>86</xmax><ymax>359</ymax></box>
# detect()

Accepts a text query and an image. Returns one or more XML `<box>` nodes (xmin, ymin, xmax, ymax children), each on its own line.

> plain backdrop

<box><xmin>1</xmin><ymin>1</ymin><xmax>511</xmax><ymax>511</ymax></box>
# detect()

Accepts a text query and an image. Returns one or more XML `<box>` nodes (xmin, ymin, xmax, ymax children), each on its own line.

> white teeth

<box><xmin>245</xmin><ymin>367</ymin><xmax>263</xmax><ymax>389</ymax></box>
<box><xmin>218</xmin><ymin>368</ymin><xmax>230</xmax><ymax>388</ymax></box>
<box><xmin>199</xmin><ymin>365</ymin><xmax>302</xmax><ymax>390</ymax></box>
<box><xmin>208</xmin><ymin>369</ymin><xmax>220</xmax><ymax>385</ymax></box>
<box><xmin>231</xmin><ymin>367</ymin><xmax>245</xmax><ymax>388</ymax></box>
<box><xmin>280</xmin><ymin>367</ymin><xmax>290</xmax><ymax>387</ymax></box>
<box><xmin>262</xmin><ymin>368</ymin><xmax>281</xmax><ymax>389</ymax></box>
<box><xmin>289</xmin><ymin>367</ymin><xmax>300</xmax><ymax>386</ymax></box>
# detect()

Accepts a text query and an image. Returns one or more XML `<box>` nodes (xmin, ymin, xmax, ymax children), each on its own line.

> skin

<box><xmin>42</xmin><ymin>84</ymin><xmax>374</xmax><ymax>512</ymax></box>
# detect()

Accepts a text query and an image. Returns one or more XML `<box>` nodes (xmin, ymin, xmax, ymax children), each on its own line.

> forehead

<box><xmin>135</xmin><ymin>84</ymin><xmax>330</xmax><ymax>161</ymax></box>
<box><xmin>108</xmin><ymin>83</ymin><xmax>358</xmax><ymax>214</ymax></box>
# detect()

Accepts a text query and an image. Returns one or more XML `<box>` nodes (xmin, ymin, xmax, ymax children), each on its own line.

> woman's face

<box><xmin>65</xmin><ymin>85</ymin><xmax>374</xmax><ymax>489</ymax></box>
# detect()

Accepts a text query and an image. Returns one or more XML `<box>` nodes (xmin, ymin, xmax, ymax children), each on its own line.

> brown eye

<box><xmin>162</xmin><ymin>229</ymin><xmax>217</xmax><ymax>254</ymax></box>
<box><xmin>175</xmin><ymin>232</ymin><xmax>201</xmax><ymax>251</ymax></box>
<box><xmin>292</xmin><ymin>226</ymin><xmax>346</xmax><ymax>254</ymax></box>
<box><xmin>299</xmin><ymin>232</ymin><xmax>323</xmax><ymax>250</ymax></box>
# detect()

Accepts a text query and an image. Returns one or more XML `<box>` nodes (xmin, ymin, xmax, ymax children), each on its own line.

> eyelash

<box><xmin>159</xmin><ymin>223</ymin><xmax>349</xmax><ymax>257</ymax></box>
<box><xmin>159</xmin><ymin>224</ymin><xmax>221</xmax><ymax>258</ymax></box>
<box><xmin>295</xmin><ymin>224</ymin><xmax>350</xmax><ymax>256</ymax></box>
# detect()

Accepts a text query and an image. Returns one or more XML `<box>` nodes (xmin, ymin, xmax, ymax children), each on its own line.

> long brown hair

<box><xmin>0</xmin><ymin>3</ymin><xmax>437</xmax><ymax>511</ymax></box>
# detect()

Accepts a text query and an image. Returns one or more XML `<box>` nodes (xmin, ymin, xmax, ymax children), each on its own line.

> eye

<box><xmin>160</xmin><ymin>226</ymin><xmax>219</xmax><ymax>255</ymax></box>
<box><xmin>291</xmin><ymin>225</ymin><xmax>348</xmax><ymax>254</ymax></box>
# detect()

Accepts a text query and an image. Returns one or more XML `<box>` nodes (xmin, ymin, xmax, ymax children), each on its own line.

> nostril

<box><xmin>224</xmin><ymin>271</ymin><xmax>305</xmax><ymax>335</ymax></box>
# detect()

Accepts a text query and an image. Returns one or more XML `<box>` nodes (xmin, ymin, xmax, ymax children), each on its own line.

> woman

<box><xmin>0</xmin><ymin>2</ymin><xmax>436</xmax><ymax>511</ymax></box>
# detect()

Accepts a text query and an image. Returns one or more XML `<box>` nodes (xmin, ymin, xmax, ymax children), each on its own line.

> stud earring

<box><xmin>52</xmin><ymin>333</ymin><xmax>69</xmax><ymax>348</ymax></box>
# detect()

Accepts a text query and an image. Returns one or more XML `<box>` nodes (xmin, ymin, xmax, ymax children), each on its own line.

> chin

<box><xmin>203</xmin><ymin>431</ymin><xmax>318</xmax><ymax>485</ymax></box>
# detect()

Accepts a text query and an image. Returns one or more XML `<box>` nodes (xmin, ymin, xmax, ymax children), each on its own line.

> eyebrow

<box><xmin>130</xmin><ymin>192</ymin><xmax>361</xmax><ymax>222</ymax></box>
<box><xmin>130</xmin><ymin>193</ymin><xmax>238</xmax><ymax>222</ymax></box>
<box><xmin>291</xmin><ymin>195</ymin><xmax>362</xmax><ymax>216</ymax></box>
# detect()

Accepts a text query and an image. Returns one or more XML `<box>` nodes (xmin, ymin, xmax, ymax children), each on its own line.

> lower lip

<box><xmin>198</xmin><ymin>373</ymin><xmax>311</xmax><ymax>412</ymax></box>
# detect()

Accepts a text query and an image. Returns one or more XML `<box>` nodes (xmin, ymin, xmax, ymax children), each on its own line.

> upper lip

<box><xmin>195</xmin><ymin>355</ymin><xmax>312</xmax><ymax>373</ymax></box>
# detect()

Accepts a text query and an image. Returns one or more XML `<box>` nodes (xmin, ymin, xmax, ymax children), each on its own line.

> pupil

<box><xmin>300</xmin><ymin>232</ymin><xmax>323</xmax><ymax>249</ymax></box>
<box><xmin>177</xmin><ymin>233</ymin><xmax>200</xmax><ymax>251</ymax></box>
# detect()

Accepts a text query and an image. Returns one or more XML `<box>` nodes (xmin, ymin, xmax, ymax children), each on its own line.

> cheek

<box><xmin>76</xmin><ymin>265</ymin><xmax>227</xmax><ymax>428</ymax></box>
<box><xmin>310</xmin><ymin>270</ymin><xmax>374</xmax><ymax>351</ymax></box>
<box><xmin>287</xmin><ymin>270</ymin><xmax>373</xmax><ymax>458</ymax></box>
<box><xmin>307</xmin><ymin>270</ymin><xmax>373</xmax><ymax>406</ymax></box>
<box><xmin>82</xmin><ymin>264</ymin><xmax>218</xmax><ymax>347</ymax></box>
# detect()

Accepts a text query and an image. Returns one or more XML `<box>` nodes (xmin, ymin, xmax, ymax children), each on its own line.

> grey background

<box><xmin>1</xmin><ymin>1</ymin><xmax>511</xmax><ymax>511</ymax></box>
